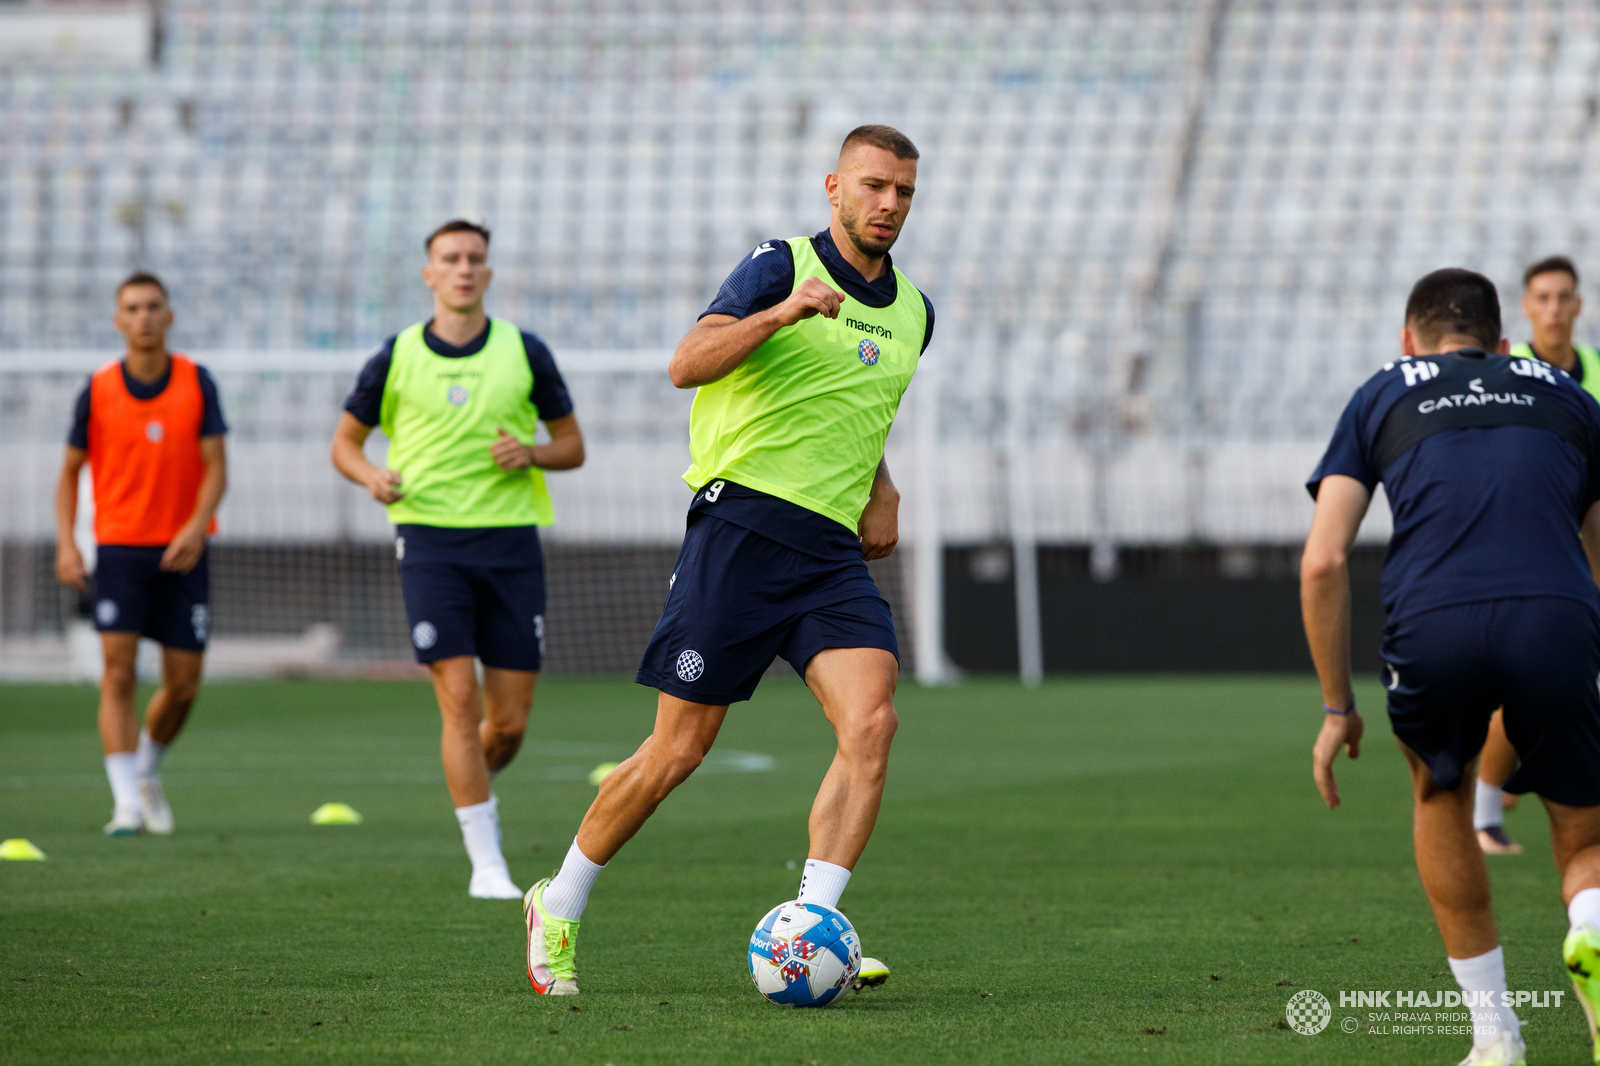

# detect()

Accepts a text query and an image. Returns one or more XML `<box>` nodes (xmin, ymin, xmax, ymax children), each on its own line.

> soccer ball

<box><xmin>748</xmin><ymin>901</ymin><xmax>862</xmax><ymax>1008</ymax></box>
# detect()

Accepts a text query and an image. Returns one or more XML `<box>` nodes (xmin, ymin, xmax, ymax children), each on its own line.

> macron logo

<box><xmin>751</xmin><ymin>243</ymin><xmax>776</xmax><ymax>259</ymax></box>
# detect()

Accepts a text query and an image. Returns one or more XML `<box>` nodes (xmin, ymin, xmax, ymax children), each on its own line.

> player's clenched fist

<box><xmin>773</xmin><ymin>276</ymin><xmax>845</xmax><ymax>327</ymax></box>
<box><xmin>365</xmin><ymin>467</ymin><xmax>404</xmax><ymax>503</ymax></box>
<box><xmin>490</xmin><ymin>426</ymin><xmax>534</xmax><ymax>471</ymax></box>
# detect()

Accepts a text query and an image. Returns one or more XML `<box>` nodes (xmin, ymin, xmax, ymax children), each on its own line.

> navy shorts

<box><xmin>1382</xmin><ymin>596</ymin><xmax>1600</xmax><ymax>806</ymax></box>
<box><xmin>636</xmin><ymin>513</ymin><xmax>899</xmax><ymax>705</ymax></box>
<box><xmin>91</xmin><ymin>544</ymin><xmax>211</xmax><ymax>652</ymax></box>
<box><xmin>399</xmin><ymin>556</ymin><xmax>546</xmax><ymax>672</ymax></box>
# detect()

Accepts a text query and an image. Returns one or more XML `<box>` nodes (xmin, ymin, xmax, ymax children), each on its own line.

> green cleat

<box><xmin>1566</xmin><ymin>923</ymin><xmax>1600</xmax><ymax>1064</ymax></box>
<box><xmin>523</xmin><ymin>877</ymin><xmax>579</xmax><ymax>995</ymax></box>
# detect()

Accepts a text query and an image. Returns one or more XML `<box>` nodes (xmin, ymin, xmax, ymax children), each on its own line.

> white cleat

<box><xmin>103</xmin><ymin>808</ymin><xmax>144</xmax><ymax>836</ymax></box>
<box><xmin>468</xmin><ymin>865</ymin><xmax>523</xmax><ymax>899</ymax></box>
<box><xmin>1456</xmin><ymin>1030</ymin><xmax>1527</xmax><ymax>1066</ymax></box>
<box><xmin>854</xmin><ymin>957</ymin><xmax>890</xmax><ymax>992</ymax></box>
<box><xmin>139</xmin><ymin>777</ymin><xmax>174</xmax><ymax>835</ymax></box>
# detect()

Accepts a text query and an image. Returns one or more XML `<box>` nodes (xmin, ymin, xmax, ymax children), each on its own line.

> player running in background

<box><xmin>1304</xmin><ymin>269</ymin><xmax>1600</xmax><ymax>1066</ymax></box>
<box><xmin>521</xmin><ymin>125</ymin><xmax>933</xmax><ymax>996</ymax></box>
<box><xmin>55</xmin><ymin>272</ymin><xmax>228</xmax><ymax>837</ymax></box>
<box><xmin>332</xmin><ymin>220</ymin><xmax>584</xmax><ymax>900</ymax></box>
<box><xmin>1475</xmin><ymin>255</ymin><xmax>1600</xmax><ymax>855</ymax></box>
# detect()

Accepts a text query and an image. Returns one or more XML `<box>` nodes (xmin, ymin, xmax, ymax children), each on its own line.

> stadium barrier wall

<box><xmin>944</xmin><ymin>544</ymin><xmax>1388</xmax><ymax>675</ymax></box>
<box><xmin>0</xmin><ymin>352</ymin><xmax>1392</xmax><ymax>679</ymax></box>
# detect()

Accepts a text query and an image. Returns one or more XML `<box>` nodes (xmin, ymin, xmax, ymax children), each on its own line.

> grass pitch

<box><xmin>0</xmin><ymin>674</ymin><xmax>1590</xmax><ymax>1064</ymax></box>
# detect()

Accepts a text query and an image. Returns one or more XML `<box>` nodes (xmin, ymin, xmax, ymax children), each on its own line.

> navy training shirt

<box><xmin>691</xmin><ymin>229</ymin><xmax>931</xmax><ymax>560</ymax></box>
<box><xmin>1308</xmin><ymin>349</ymin><xmax>1600</xmax><ymax>623</ymax></box>
<box><xmin>342</xmin><ymin>320</ymin><xmax>574</xmax><ymax>565</ymax></box>
<box><xmin>702</xmin><ymin>228</ymin><xmax>935</xmax><ymax>354</ymax></box>
<box><xmin>68</xmin><ymin>360</ymin><xmax>228</xmax><ymax>448</ymax></box>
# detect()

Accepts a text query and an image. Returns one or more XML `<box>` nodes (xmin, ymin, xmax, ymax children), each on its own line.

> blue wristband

<box><xmin>1323</xmin><ymin>703</ymin><xmax>1352</xmax><ymax>716</ymax></box>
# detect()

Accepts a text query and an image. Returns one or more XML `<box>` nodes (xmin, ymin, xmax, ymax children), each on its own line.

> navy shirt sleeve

<box><xmin>921</xmin><ymin>293</ymin><xmax>935</xmax><ymax>354</ymax></box>
<box><xmin>66</xmin><ymin>376</ymin><xmax>92</xmax><ymax>449</ymax></box>
<box><xmin>701</xmin><ymin>240</ymin><xmax>796</xmax><ymax>320</ymax></box>
<box><xmin>196</xmin><ymin>365</ymin><xmax>228</xmax><ymax>437</ymax></box>
<box><xmin>523</xmin><ymin>332</ymin><xmax>574</xmax><ymax>421</ymax></box>
<box><xmin>343</xmin><ymin>338</ymin><xmax>397</xmax><ymax>427</ymax></box>
<box><xmin>1307</xmin><ymin>385</ymin><xmax>1379</xmax><ymax>498</ymax></box>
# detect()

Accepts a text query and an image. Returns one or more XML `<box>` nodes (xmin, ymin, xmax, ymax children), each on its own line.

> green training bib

<box><xmin>683</xmin><ymin>236</ymin><xmax>928</xmax><ymax>530</ymax></box>
<box><xmin>1511</xmin><ymin>342</ymin><xmax>1600</xmax><ymax>404</ymax></box>
<box><xmin>380</xmin><ymin>319</ymin><xmax>556</xmax><ymax>527</ymax></box>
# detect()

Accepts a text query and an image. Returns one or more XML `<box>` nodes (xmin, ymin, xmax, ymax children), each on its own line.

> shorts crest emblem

<box><xmin>676</xmin><ymin>649</ymin><xmax>705</xmax><ymax>682</ymax></box>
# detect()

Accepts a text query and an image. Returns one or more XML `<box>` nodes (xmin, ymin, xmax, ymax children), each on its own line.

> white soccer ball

<box><xmin>748</xmin><ymin>901</ymin><xmax>862</xmax><ymax>1008</ymax></box>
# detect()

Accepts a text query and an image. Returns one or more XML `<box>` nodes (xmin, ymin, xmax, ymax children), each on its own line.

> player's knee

<box><xmin>664</xmin><ymin>749</ymin><xmax>704</xmax><ymax>788</ymax></box>
<box><xmin>164</xmin><ymin>677</ymin><xmax>201</xmax><ymax>706</ymax></box>
<box><xmin>484</xmin><ymin>702</ymin><xmax>531</xmax><ymax>738</ymax></box>
<box><xmin>437</xmin><ymin>694</ymin><xmax>480</xmax><ymax>732</ymax></box>
<box><xmin>487</xmin><ymin>719</ymin><xmax>525</xmax><ymax>742</ymax></box>
<box><xmin>484</xmin><ymin>723</ymin><xmax>526</xmax><ymax>756</ymax></box>
<box><xmin>842</xmin><ymin>702</ymin><xmax>898</xmax><ymax>762</ymax></box>
<box><xmin>101</xmin><ymin>660</ymin><xmax>137</xmax><ymax>695</ymax></box>
<box><xmin>648</xmin><ymin>739</ymin><xmax>704</xmax><ymax>790</ymax></box>
<box><xmin>433</xmin><ymin>678</ymin><xmax>480</xmax><ymax>722</ymax></box>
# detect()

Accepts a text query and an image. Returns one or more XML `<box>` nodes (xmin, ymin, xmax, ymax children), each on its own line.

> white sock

<box><xmin>1570</xmin><ymin>888</ymin><xmax>1600</xmax><ymax>930</ymax></box>
<box><xmin>454</xmin><ymin>795</ymin><xmax>508</xmax><ymax>874</ymax></box>
<box><xmin>104</xmin><ymin>752</ymin><xmax>140</xmax><ymax>815</ymax></box>
<box><xmin>796</xmin><ymin>859</ymin><xmax>851</xmax><ymax>909</ymax></box>
<box><xmin>542</xmin><ymin>838</ymin><xmax>605</xmax><ymax>921</ymax></box>
<box><xmin>1473</xmin><ymin>779</ymin><xmax>1504</xmax><ymax>830</ymax></box>
<box><xmin>1448</xmin><ymin>946</ymin><xmax>1520</xmax><ymax>1048</ymax></box>
<box><xmin>134</xmin><ymin>730</ymin><xmax>167</xmax><ymax>780</ymax></box>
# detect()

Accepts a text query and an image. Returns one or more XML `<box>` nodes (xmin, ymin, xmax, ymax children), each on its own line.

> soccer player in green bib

<box><xmin>521</xmin><ymin>126</ymin><xmax>932</xmax><ymax>995</ymax></box>
<box><xmin>332</xmin><ymin>220</ymin><xmax>585</xmax><ymax>899</ymax></box>
<box><xmin>1476</xmin><ymin>256</ymin><xmax>1600</xmax><ymax>856</ymax></box>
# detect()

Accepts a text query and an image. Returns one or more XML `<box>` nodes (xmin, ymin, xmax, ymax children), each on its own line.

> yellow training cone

<box><xmin>310</xmin><ymin>803</ymin><xmax>363</xmax><ymax>825</ymax></box>
<box><xmin>588</xmin><ymin>762</ymin><xmax>619</xmax><ymax>786</ymax></box>
<box><xmin>0</xmin><ymin>839</ymin><xmax>46</xmax><ymax>860</ymax></box>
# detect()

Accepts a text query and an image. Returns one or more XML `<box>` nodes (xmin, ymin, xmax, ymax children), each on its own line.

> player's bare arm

<box><xmin>331</xmin><ymin>412</ymin><xmax>404</xmax><ymax>503</ymax></box>
<box><xmin>669</xmin><ymin>278</ymin><xmax>845</xmax><ymax>389</ymax></box>
<box><xmin>857</xmin><ymin>458</ymin><xmax>899</xmax><ymax>561</ymax></box>
<box><xmin>490</xmin><ymin>413</ymin><xmax>585</xmax><ymax>472</ymax></box>
<box><xmin>161</xmin><ymin>435</ymin><xmax>226</xmax><ymax>574</ymax></box>
<box><xmin>54</xmin><ymin>445</ymin><xmax>90</xmax><ymax>592</ymax></box>
<box><xmin>1302</xmin><ymin>473</ymin><xmax>1370</xmax><ymax>808</ymax></box>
